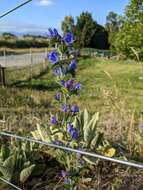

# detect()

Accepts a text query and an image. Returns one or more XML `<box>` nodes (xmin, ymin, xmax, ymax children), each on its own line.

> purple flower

<box><xmin>65</xmin><ymin>79</ymin><xmax>74</xmax><ymax>89</ymax></box>
<box><xmin>67</xmin><ymin>123</ymin><xmax>78</xmax><ymax>140</ymax></box>
<box><xmin>61</xmin><ymin>170</ymin><xmax>68</xmax><ymax>178</ymax></box>
<box><xmin>54</xmin><ymin>93</ymin><xmax>61</xmax><ymax>101</ymax></box>
<box><xmin>48</xmin><ymin>51</ymin><xmax>59</xmax><ymax>64</ymax></box>
<box><xmin>68</xmin><ymin>60</ymin><xmax>77</xmax><ymax>71</ymax></box>
<box><xmin>53</xmin><ymin>140</ymin><xmax>63</xmax><ymax>145</ymax></box>
<box><xmin>61</xmin><ymin>170</ymin><xmax>70</xmax><ymax>184</ymax></box>
<box><xmin>48</xmin><ymin>28</ymin><xmax>55</xmax><ymax>38</ymax></box>
<box><xmin>79</xmin><ymin>159</ymin><xmax>85</xmax><ymax>166</ymax></box>
<box><xmin>76</xmin><ymin>150</ymin><xmax>82</xmax><ymax>159</ymax></box>
<box><xmin>64</xmin><ymin>32</ymin><xmax>74</xmax><ymax>46</ymax></box>
<box><xmin>48</xmin><ymin>28</ymin><xmax>59</xmax><ymax>38</ymax></box>
<box><xmin>53</xmin><ymin>28</ymin><xmax>58</xmax><ymax>36</ymax></box>
<box><xmin>64</xmin><ymin>178</ymin><xmax>70</xmax><ymax>184</ymax></box>
<box><xmin>60</xmin><ymin>80</ymin><xmax>65</xmax><ymax>86</ymax></box>
<box><xmin>67</xmin><ymin>123</ymin><xmax>73</xmax><ymax>132</ymax></box>
<box><xmin>74</xmin><ymin>83</ymin><xmax>81</xmax><ymax>91</ymax></box>
<box><xmin>53</xmin><ymin>67</ymin><xmax>63</xmax><ymax>76</ymax></box>
<box><xmin>70</xmin><ymin>105</ymin><xmax>79</xmax><ymax>113</ymax></box>
<box><xmin>50</xmin><ymin>116</ymin><xmax>58</xmax><ymax>125</ymax></box>
<box><xmin>63</xmin><ymin>104</ymin><xmax>68</xmax><ymax>113</ymax></box>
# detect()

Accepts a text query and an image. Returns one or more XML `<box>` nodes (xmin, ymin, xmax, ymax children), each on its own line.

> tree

<box><xmin>105</xmin><ymin>11</ymin><xmax>121</xmax><ymax>49</ymax></box>
<box><xmin>75</xmin><ymin>11</ymin><xmax>109</xmax><ymax>49</ymax></box>
<box><xmin>114</xmin><ymin>22</ymin><xmax>143</xmax><ymax>59</ymax></box>
<box><xmin>91</xmin><ymin>24</ymin><xmax>109</xmax><ymax>49</ymax></box>
<box><xmin>61</xmin><ymin>16</ymin><xmax>75</xmax><ymax>34</ymax></box>
<box><xmin>75</xmin><ymin>12</ymin><xmax>96</xmax><ymax>47</ymax></box>
<box><xmin>125</xmin><ymin>0</ymin><xmax>143</xmax><ymax>23</ymax></box>
<box><xmin>61</xmin><ymin>12</ymin><xmax>109</xmax><ymax>49</ymax></box>
<box><xmin>2</xmin><ymin>32</ymin><xmax>17</xmax><ymax>40</ymax></box>
<box><xmin>106</xmin><ymin>12</ymin><xmax>120</xmax><ymax>33</ymax></box>
<box><xmin>114</xmin><ymin>0</ymin><xmax>143</xmax><ymax>60</ymax></box>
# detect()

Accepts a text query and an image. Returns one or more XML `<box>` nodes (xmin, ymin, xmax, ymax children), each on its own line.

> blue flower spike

<box><xmin>67</xmin><ymin>123</ymin><xmax>78</xmax><ymax>140</ymax></box>
<box><xmin>65</xmin><ymin>79</ymin><xmax>74</xmax><ymax>89</ymax></box>
<box><xmin>54</xmin><ymin>93</ymin><xmax>61</xmax><ymax>101</ymax></box>
<box><xmin>48</xmin><ymin>51</ymin><xmax>59</xmax><ymax>64</ymax></box>
<box><xmin>68</xmin><ymin>60</ymin><xmax>77</xmax><ymax>71</ymax></box>
<box><xmin>74</xmin><ymin>83</ymin><xmax>81</xmax><ymax>91</ymax></box>
<box><xmin>70</xmin><ymin>105</ymin><xmax>79</xmax><ymax>113</ymax></box>
<box><xmin>63</xmin><ymin>104</ymin><xmax>68</xmax><ymax>113</ymax></box>
<box><xmin>50</xmin><ymin>116</ymin><xmax>58</xmax><ymax>125</ymax></box>
<box><xmin>64</xmin><ymin>32</ymin><xmax>74</xmax><ymax>46</ymax></box>
<box><xmin>48</xmin><ymin>28</ymin><xmax>59</xmax><ymax>38</ymax></box>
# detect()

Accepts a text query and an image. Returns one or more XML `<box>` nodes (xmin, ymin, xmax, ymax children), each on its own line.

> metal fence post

<box><xmin>4</xmin><ymin>47</ymin><xmax>6</xmax><ymax>67</ymax></box>
<box><xmin>44</xmin><ymin>47</ymin><xmax>48</xmax><ymax>69</ymax></box>
<box><xmin>30</xmin><ymin>48</ymin><xmax>33</xmax><ymax>79</ymax></box>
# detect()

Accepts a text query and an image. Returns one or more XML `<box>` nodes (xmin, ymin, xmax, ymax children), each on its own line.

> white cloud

<box><xmin>36</xmin><ymin>0</ymin><xmax>54</xmax><ymax>6</ymax></box>
<box><xmin>0</xmin><ymin>20</ymin><xmax>49</xmax><ymax>34</ymax></box>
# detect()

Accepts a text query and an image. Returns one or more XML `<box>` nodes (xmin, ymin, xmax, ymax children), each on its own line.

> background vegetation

<box><xmin>0</xmin><ymin>0</ymin><xmax>142</xmax><ymax>61</ymax></box>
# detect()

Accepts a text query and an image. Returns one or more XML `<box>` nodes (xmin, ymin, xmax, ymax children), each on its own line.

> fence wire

<box><xmin>0</xmin><ymin>0</ymin><xmax>32</xmax><ymax>20</ymax></box>
<box><xmin>0</xmin><ymin>132</ymin><xmax>143</xmax><ymax>169</ymax></box>
<box><xmin>0</xmin><ymin>177</ymin><xmax>22</xmax><ymax>190</ymax></box>
<box><xmin>0</xmin><ymin>48</ymin><xmax>49</xmax><ymax>85</ymax></box>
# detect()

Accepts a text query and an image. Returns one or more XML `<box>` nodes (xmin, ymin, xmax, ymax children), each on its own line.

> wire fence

<box><xmin>0</xmin><ymin>132</ymin><xmax>143</xmax><ymax>169</ymax></box>
<box><xmin>0</xmin><ymin>0</ymin><xmax>32</xmax><ymax>20</ymax></box>
<box><xmin>0</xmin><ymin>177</ymin><xmax>22</xmax><ymax>190</ymax></box>
<box><xmin>0</xmin><ymin>48</ymin><xmax>49</xmax><ymax>85</ymax></box>
<box><xmin>0</xmin><ymin>131</ymin><xmax>143</xmax><ymax>189</ymax></box>
<box><xmin>80</xmin><ymin>48</ymin><xmax>117</xmax><ymax>58</ymax></box>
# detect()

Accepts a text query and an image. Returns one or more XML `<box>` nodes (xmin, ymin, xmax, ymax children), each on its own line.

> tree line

<box><xmin>0</xmin><ymin>0</ymin><xmax>142</xmax><ymax>60</ymax></box>
<box><xmin>0</xmin><ymin>33</ymin><xmax>49</xmax><ymax>48</ymax></box>
<box><xmin>106</xmin><ymin>0</ymin><xmax>143</xmax><ymax>60</ymax></box>
<box><xmin>61</xmin><ymin>0</ymin><xmax>143</xmax><ymax>60</ymax></box>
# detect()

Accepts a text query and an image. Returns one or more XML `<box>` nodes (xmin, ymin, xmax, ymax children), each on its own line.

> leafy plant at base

<box><xmin>0</xmin><ymin>142</ymin><xmax>36</xmax><ymax>186</ymax></box>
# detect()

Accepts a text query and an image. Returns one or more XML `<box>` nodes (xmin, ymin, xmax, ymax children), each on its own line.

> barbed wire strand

<box><xmin>0</xmin><ymin>0</ymin><xmax>33</xmax><ymax>20</ymax></box>
<box><xmin>0</xmin><ymin>177</ymin><xmax>22</xmax><ymax>190</ymax></box>
<box><xmin>0</xmin><ymin>132</ymin><xmax>143</xmax><ymax>169</ymax></box>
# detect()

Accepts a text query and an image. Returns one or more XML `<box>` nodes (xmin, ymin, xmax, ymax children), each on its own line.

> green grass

<box><xmin>0</xmin><ymin>57</ymin><xmax>142</xmax><ymax>134</ymax></box>
<box><xmin>0</xmin><ymin>58</ymin><xmax>143</xmax><ymax>113</ymax></box>
<box><xmin>3</xmin><ymin>57</ymin><xmax>142</xmax><ymax>115</ymax></box>
<box><xmin>77</xmin><ymin>58</ymin><xmax>143</xmax><ymax>115</ymax></box>
<box><xmin>0</xmin><ymin>57</ymin><xmax>143</xmax><ymax>190</ymax></box>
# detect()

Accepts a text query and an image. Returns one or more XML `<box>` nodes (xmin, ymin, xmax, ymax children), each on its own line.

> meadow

<box><xmin>0</xmin><ymin>57</ymin><xmax>143</xmax><ymax>189</ymax></box>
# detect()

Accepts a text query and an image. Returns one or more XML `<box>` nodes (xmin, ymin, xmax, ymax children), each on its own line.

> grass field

<box><xmin>0</xmin><ymin>57</ymin><xmax>143</xmax><ymax>189</ymax></box>
<box><xmin>1</xmin><ymin>57</ymin><xmax>143</xmax><ymax>112</ymax></box>
<box><xmin>1</xmin><ymin>58</ymin><xmax>143</xmax><ymax>127</ymax></box>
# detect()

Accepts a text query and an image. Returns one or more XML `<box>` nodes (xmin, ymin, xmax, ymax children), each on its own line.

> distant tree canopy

<box><xmin>61</xmin><ymin>1</ymin><xmax>143</xmax><ymax>60</ymax></box>
<box><xmin>0</xmin><ymin>33</ymin><xmax>49</xmax><ymax>48</ymax></box>
<box><xmin>113</xmin><ymin>0</ymin><xmax>143</xmax><ymax>60</ymax></box>
<box><xmin>2</xmin><ymin>32</ymin><xmax>17</xmax><ymax>40</ymax></box>
<box><xmin>105</xmin><ymin>11</ymin><xmax>121</xmax><ymax>49</ymax></box>
<box><xmin>1</xmin><ymin>0</ymin><xmax>142</xmax><ymax>60</ymax></box>
<box><xmin>61</xmin><ymin>16</ymin><xmax>75</xmax><ymax>34</ymax></box>
<box><xmin>61</xmin><ymin>11</ymin><xmax>109</xmax><ymax>49</ymax></box>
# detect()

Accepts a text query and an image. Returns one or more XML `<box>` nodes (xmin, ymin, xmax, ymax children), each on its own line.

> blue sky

<box><xmin>0</xmin><ymin>0</ymin><xmax>129</xmax><ymax>33</ymax></box>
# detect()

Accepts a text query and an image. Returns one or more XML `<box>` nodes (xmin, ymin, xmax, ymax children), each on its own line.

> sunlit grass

<box><xmin>1</xmin><ymin>58</ymin><xmax>143</xmax><ymax>116</ymax></box>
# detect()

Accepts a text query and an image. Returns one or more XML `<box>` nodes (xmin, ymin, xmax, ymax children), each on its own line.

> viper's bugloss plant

<box><xmin>47</xmin><ymin>29</ymin><xmax>83</xmax><ymax>189</ymax></box>
<box><xmin>32</xmin><ymin>28</ymin><xmax>117</xmax><ymax>190</ymax></box>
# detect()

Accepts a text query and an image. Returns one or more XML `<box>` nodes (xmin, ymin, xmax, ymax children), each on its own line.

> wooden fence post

<box><xmin>0</xmin><ymin>64</ymin><xmax>6</xmax><ymax>86</ymax></box>
<box><xmin>2</xmin><ymin>67</ymin><xmax>5</xmax><ymax>85</ymax></box>
<box><xmin>0</xmin><ymin>65</ymin><xmax>2</xmax><ymax>84</ymax></box>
